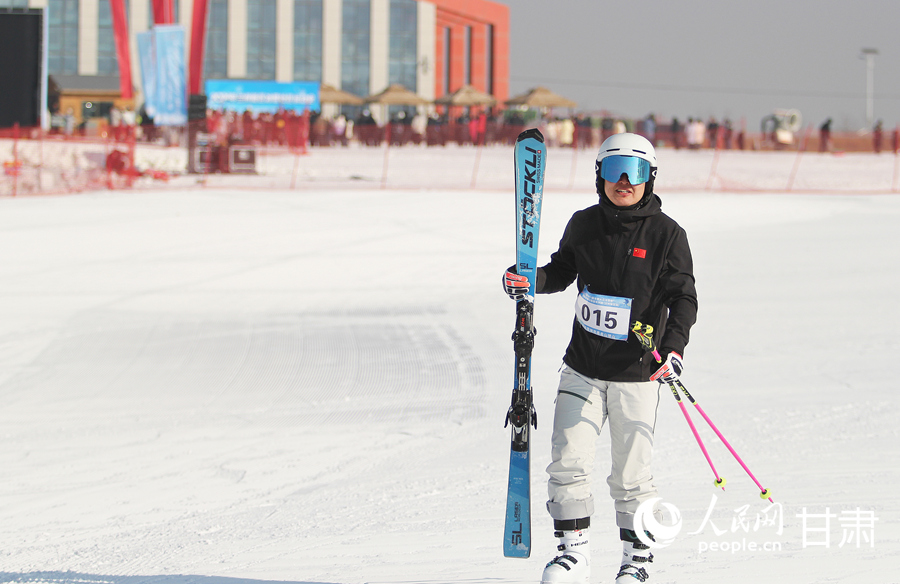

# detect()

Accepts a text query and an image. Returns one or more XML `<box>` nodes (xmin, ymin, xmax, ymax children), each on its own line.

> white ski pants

<box><xmin>546</xmin><ymin>366</ymin><xmax>661</xmax><ymax>531</ymax></box>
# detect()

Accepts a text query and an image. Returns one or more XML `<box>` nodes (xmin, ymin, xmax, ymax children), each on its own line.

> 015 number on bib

<box><xmin>575</xmin><ymin>290</ymin><xmax>632</xmax><ymax>341</ymax></box>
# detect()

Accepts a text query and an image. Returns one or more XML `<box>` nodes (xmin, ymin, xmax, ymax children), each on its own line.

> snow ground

<box><xmin>0</xmin><ymin>146</ymin><xmax>898</xmax><ymax>584</ymax></box>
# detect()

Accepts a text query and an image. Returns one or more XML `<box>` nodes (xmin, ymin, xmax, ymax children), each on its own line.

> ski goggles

<box><xmin>600</xmin><ymin>155</ymin><xmax>652</xmax><ymax>185</ymax></box>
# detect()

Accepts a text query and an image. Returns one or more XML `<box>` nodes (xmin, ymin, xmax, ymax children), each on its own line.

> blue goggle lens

<box><xmin>600</xmin><ymin>155</ymin><xmax>651</xmax><ymax>185</ymax></box>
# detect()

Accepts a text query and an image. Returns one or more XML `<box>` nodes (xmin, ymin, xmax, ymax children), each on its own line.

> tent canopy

<box><xmin>434</xmin><ymin>84</ymin><xmax>496</xmax><ymax>107</ymax></box>
<box><xmin>319</xmin><ymin>83</ymin><xmax>364</xmax><ymax>105</ymax></box>
<box><xmin>365</xmin><ymin>84</ymin><xmax>430</xmax><ymax>106</ymax></box>
<box><xmin>505</xmin><ymin>86</ymin><xmax>577</xmax><ymax>109</ymax></box>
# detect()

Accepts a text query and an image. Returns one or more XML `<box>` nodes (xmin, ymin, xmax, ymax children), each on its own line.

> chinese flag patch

<box><xmin>633</xmin><ymin>248</ymin><xmax>647</xmax><ymax>258</ymax></box>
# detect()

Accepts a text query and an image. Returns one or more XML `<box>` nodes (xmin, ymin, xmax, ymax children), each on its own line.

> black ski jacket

<box><xmin>537</xmin><ymin>194</ymin><xmax>697</xmax><ymax>382</ymax></box>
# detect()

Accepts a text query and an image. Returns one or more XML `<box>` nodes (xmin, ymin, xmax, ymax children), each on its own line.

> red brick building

<box><xmin>428</xmin><ymin>0</ymin><xmax>509</xmax><ymax>103</ymax></box>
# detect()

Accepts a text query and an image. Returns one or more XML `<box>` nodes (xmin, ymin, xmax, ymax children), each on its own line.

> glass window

<box><xmin>293</xmin><ymin>0</ymin><xmax>322</xmax><ymax>82</ymax></box>
<box><xmin>48</xmin><ymin>0</ymin><xmax>78</xmax><ymax>75</ymax></box>
<box><xmin>388</xmin><ymin>0</ymin><xmax>416</xmax><ymax>119</ymax></box>
<box><xmin>442</xmin><ymin>27</ymin><xmax>450</xmax><ymax>96</ymax></box>
<box><xmin>0</xmin><ymin>0</ymin><xmax>30</xmax><ymax>8</ymax></box>
<box><xmin>388</xmin><ymin>0</ymin><xmax>416</xmax><ymax>88</ymax></box>
<box><xmin>341</xmin><ymin>0</ymin><xmax>369</xmax><ymax>117</ymax></box>
<box><xmin>97</xmin><ymin>0</ymin><xmax>128</xmax><ymax>75</ymax></box>
<box><xmin>246</xmin><ymin>0</ymin><xmax>277</xmax><ymax>79</ymax></box>
<box><xmin>204</xmin><ymin>0</ymin><xmax>228</xmax><ymax>80</ymax></box>
<box><xmin>486</xmin><ymin>24</ymin><xmax>493</xmax><ymax>94</ymax></box>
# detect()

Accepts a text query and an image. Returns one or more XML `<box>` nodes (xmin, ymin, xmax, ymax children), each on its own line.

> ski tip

<box><xmin>517</xmin><ymin>128</ymin><xmax>545</xmax><ymax>143</ymax></box>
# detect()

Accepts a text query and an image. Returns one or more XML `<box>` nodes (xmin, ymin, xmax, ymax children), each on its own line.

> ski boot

<box><xmin>615</xmin><ymin>528</ymin><xmax>653</xmax><ymax>583</ymax></box>
<box><xmin>540</xmin><ymin>518</ymin><xmax>590</xmax><ymax>584</ymax></box>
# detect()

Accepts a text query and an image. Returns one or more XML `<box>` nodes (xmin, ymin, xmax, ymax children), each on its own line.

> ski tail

<box><xmin>503</xmin><ymin>447</ymin><xmax>531</xmax><ymax>557</ymax></box>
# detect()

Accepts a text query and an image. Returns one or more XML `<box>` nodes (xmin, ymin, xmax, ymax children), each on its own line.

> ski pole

<box><xmin>668</xmin><ymin>373</ymin><xmax>727</xmax><ymax>491</ymax></box>
<box><xmin>669</xmin><ymin>375</ymin><xmax>773</xmax><ymax>503</ymax></box>
<box><xmin>631</xmin><ymin>322</ymin><xmax>725</xmax><ymax>491</ymax></box>
<box><xmin>631</xmin><ymin>321</ymin><xmax>773</xmax><ymax>502</ymax></box>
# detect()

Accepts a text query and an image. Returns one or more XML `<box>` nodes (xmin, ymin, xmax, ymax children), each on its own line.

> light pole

<box><xmin>861</xmin><ymin>48</ymin><xmax>878</xmax><ymax>129</ymax></box>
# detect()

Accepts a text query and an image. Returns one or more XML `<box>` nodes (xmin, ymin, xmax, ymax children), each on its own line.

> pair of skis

<box><xmin>503</xmin><ymin>129</ymin><xmax>546</xmax><ymax>558</ymax></box>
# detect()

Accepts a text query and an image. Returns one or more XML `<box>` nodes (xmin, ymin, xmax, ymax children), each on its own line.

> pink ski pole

<box><xmin>631</xmin><ymin>321</ymin><xmax>772</xmax><ymax>502</ymax></box>
<box><xmin>640</xmin><ymin>340</ymin><xmax>726</xmax><ymax>490</ymax></box>
<box><xmin>665</xmin><ymin>375</ymin><xmax>727</xmax><ymax>490</ymax></box>
<box><xmin>672</xmin><ymin>377</ymin><xmax>773</xmax><ymax>503</ymax></box>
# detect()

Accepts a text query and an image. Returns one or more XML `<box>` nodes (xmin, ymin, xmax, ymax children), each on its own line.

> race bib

<box><xmin>575</xmin><ymin>290</ymin><xmax>632</xmax><ymax>341</ymax></box>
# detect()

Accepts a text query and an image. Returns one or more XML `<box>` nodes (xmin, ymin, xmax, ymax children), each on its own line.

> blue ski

<box><xmin>503</xmin><ymin>128</ymin><xmax>546</xmax><ymax>559</ymax></box>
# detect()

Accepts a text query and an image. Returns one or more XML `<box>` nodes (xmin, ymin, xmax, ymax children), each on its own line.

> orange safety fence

<box><xmin>2</xmin><ymin>120</ymin><xmax>899</xmax><ymax>195</ymax></box>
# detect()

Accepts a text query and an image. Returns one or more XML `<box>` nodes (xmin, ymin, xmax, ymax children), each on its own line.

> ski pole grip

<box><xmin>630</xmin><ymin>320</ymin><xmax>663</xmax><ymax>363</ymax></box>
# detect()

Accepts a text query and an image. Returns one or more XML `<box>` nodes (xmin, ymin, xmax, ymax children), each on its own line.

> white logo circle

<box><xmin>633</xmin><ymin>497</ymin><xmax>683</xmax><ymax>549</ymax></box>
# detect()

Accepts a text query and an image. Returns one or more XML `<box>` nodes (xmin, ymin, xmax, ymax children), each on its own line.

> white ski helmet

<box><xmin>595</xmin><ymin>133</ymin><xmax>657</xmax><ymax>195</ymax></box>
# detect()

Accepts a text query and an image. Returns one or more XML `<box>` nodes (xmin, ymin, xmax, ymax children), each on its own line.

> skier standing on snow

<box><xmin>503</xmin><ymin>133</ymin><xmax>698</xmax><ymax>584</ymax></box>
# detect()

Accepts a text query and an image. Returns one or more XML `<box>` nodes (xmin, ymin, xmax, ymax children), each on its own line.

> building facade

<box><xmin>3</xmin><ymin>0</ymin><xmax>508</xmax><ymax>117</ymax></box>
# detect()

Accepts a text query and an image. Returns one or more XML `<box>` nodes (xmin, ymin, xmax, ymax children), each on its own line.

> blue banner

<box><xmin>136</xmin><ymin>31</ymin><xmax>157</xmax><ymax>120</ymax></box>
<box><xmin>155</xmin><ymin>25</ymin><xmax>187</xmax><ymax>125</ymax></box>
<box><xmin>205</xmin><ymin>80</ymin><xmax>320</xmax><ymax>114</ymax></box>
<box><xmin>137</xmin><ymin>25</ymin><xmax>187</xmax><ymax>126</ymax></box>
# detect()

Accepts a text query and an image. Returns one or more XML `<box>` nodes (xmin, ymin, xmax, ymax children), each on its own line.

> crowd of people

<box><xmin>314</xmin><ymin>109</ymin><xmax>529</xmax><ymax>147</ymax></box>
<box><xmin>39</xmin><ymin>102</ymin><xmax>895</xmax><ymax>156</ymax></box>
<box><xmin>202</xmin><ymin>108</ymin><xmax>311</xmax><ymax>149</ymax></box>
<box><xmin>298</xmin><ymin>110</ymin><xmax>746</xmax><ymax>150</ymax></box>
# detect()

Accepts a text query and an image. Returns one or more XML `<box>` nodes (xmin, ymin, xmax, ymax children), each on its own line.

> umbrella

<box><xmin>365</xmin><ymin>84</ymin><xmax>431</xmax><ymax>106</ymax></box>
<box><xmin>505</xmin><ymin>86</ymin><xmax>577</xmax><ymax>109</ymax></box>
<box><xmin>434</xmin><ymin>84</ymin><xmax>496</xmax><ymax>107</ymax></box>
<box><xmin>319</xmin><ymin>83</ymin><xmax>365</xmax><ymax>105</ymax></box>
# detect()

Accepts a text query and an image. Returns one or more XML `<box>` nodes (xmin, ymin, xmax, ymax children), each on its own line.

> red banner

<box><xmin>151</xmin><ymin>0</ymin><xmax>174</xmax><ymax>24</ymax></box>
<box><xmin>151</xmin><ymin>0</ymin><xmax>162</xmax><ymax>23</ymax></box>
<box><xmin>109</xmin><ymin>0</ymin><xmax>133</xmax><ymax>99</ymax></box>
<box><xmin>189</xmin><ymin>0</ymin><xmax>209</xmax><ymax>94</ymax></box>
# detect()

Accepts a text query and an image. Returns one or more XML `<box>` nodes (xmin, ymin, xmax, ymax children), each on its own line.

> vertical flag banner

<box><xmin>151</xmin><ymin>0</ymin><xmax>174</xmax><ymax>24</ymax></box>
<box><xmin>137</xmin><ymin>25</ymin><xmax>187</xmax><ymax>125</ymax></box>
<box><xmin>136</xmin><ymin>30</ymin><xmax>157</xmax><ymax>118</ymax></box>
<box><xmin>188</xmin><ymin>0</ymin><xmax>209</xmax><ymax>95</ymax></box>
<box><xmin>109</xmin><ymin>0</ymin><xmax>133</xmax><ymax>99</ymax></box>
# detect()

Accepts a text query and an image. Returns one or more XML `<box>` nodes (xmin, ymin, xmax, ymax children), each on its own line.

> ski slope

<box><xmin>0</xmin><ymin>146</ymin><xmax>898</xmax><ymax>584</ymax></box>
